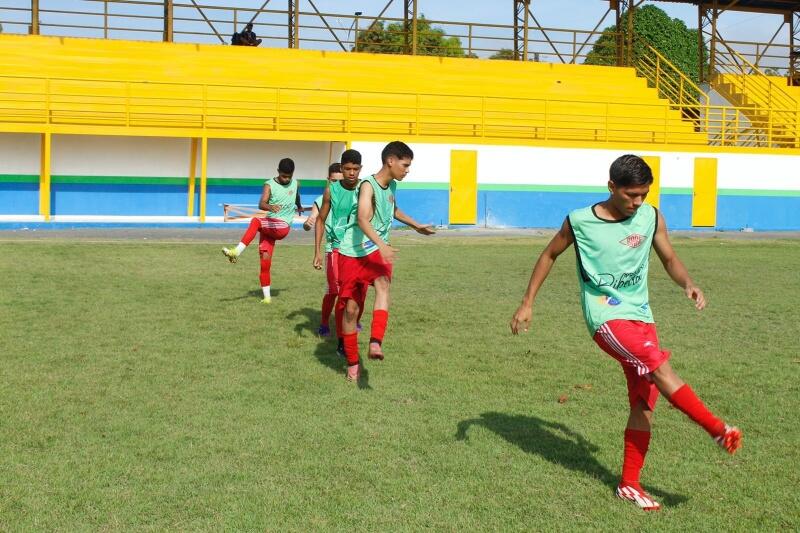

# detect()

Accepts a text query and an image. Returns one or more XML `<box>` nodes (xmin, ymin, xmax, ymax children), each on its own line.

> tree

<box><xmin>489</xmin><ymin>49</ymin><xmax>516</xmax><ymax>60</ymax></box>
<box><xmin>354</xmin><ymin>16</ymin><xmax>465</xmax><ymax>57</ymax></box>
<box><xmin>584</xmin><ymin>5</ymin><xmax>705</xmax><ymax>86</ymax></box>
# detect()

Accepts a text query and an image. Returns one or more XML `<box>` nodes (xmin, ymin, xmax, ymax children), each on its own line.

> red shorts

<box><xmin>593</xmin><ymin>319</ymin><xmax>671</xmax><ymax>411</ymax></box>
<box><xmin>338</xmin><ymin>250</ymin><xmax>392</xmax><ymax>300</ymax></box>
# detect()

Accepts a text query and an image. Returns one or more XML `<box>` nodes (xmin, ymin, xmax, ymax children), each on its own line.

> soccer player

<box><xmin>222</xmin><ymin>158</ymin><xmax>301</xmax><ymax>304</ymax></box>
<box><xmin>303</xmin><ymin>163</ymin><xmax>343</xmax><ymax>233</ymax></box>
<box><xmin>337</xmin><ymin>141</ymin><xmax>436</xmax><ymax>381</ymax></box>
<box><xmin>312</xmin><ymin>152</ymin><xmax>366</xmax><ymax>345</ymax></box>
<box><xmin>509</xmin><ymin>154</ymin><xmax>742</xmax><ymax>511</ymax></box>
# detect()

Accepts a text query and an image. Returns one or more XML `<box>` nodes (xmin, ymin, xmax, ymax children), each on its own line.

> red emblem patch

<box><xmin>620</xmin><ymin>234</ymin><xmax>645</xmax><ymax>248</ymax></box>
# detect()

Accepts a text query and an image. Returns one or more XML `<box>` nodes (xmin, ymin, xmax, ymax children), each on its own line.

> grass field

<box><xmin>1</xmin><ymin>233</ymin><xmax>798</xmax><ymax>530</ymax></box>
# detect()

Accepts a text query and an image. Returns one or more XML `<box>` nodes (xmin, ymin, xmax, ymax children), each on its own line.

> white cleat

<box><xmin>616</xmin><ymin>484</ymin><xmax>661</xmax><ymax>511</ymax></box>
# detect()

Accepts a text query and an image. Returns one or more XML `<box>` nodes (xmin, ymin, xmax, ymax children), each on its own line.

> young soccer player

<box><xmin>337</xmin><ymin>141</ymin><xmax>435</xmax><ymax>381</ymax></box>
<box><xmin>312</xmin><ymin>152</ymin><xmax>366</xmax><ymax>345</ymax></box>
<box><xmin>303</xmin><ymin>163</ymin><xmax>343</xmax><ymax>233</ymax></box>
<box><xmin>510</xmin><ymin>154</ymin><xmax>742</xmax><ymax>511</ymax></box>
<box><xmin>222</xmin><ymin>158</ymin><xmax>301</xmax><ymax>304</ymax></box>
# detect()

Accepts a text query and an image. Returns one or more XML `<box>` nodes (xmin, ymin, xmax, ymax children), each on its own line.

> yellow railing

<box><xmin>5</xmin><ymin>72</ymin><xmax>790</xmax><ymax>149</ymax></box>
<box><xmin>633</xmin><ymin>39</ymin><xmax>799</xmax><ymax>148</ymax></box>
<box><xmin>711</xmin><ymin>40</ymin><xmax>798</xmax><ymax>144</ymax></box>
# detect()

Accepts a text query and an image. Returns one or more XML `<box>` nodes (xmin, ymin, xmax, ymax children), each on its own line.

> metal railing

<box><xmin>632</xmin><ymin>38</ymin><xmax>798</xmax><ymax>148</ymax></box>
<box><xmin>1</xmin><ymin>72</ymin><xmax>777</xmax><ymax>148</ymax></box>
<box><xmin>0</xmin><ymin>0</ymin><xmax>617</xmax><ymax>62</ymax></box>
<box><xmin>711</xmin><ymin>39</ymin><xmax>798</xmax><ymax>146</ymax></box>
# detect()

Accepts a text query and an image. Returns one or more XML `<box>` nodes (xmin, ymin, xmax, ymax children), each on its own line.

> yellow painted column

<box><xmin>187</xmin><ymin>138</ymin><xmax>198</xmax><ymax>217</ymax></box>
<box><xmin>39</xmin><ymin>132</ymin><xmax>51</xmax><ymax>222</ymax></box>
<box><xmin>199</xmin><ymin>137</ymin><xmax>208</xmax><ymax>223</ymax></box>
<box><xmin>692</xmin><ymin>157</ymin><xmax>718</xmax><ymax>227</ymax></box>
<box><xmin>449</xmin><ymin>150</ymin><xmax>478</xmax><ymax>225</ymax></box>
<box><xmin>642</xmin><ymin>155</ymin><xmax>661</xmax><ymax>209</ymax></box>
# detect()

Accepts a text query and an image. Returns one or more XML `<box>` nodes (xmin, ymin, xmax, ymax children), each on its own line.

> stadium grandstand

<box><xmin>0</xmin><ymin>0</ymin><xmax>798</xmax><ymax>229</ymax></box>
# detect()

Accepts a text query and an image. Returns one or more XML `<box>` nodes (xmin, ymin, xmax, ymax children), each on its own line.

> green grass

<box><xmin>1</xmin><ymin>234</ymin><xmax>798</xmax><ymax>530</ymax></box>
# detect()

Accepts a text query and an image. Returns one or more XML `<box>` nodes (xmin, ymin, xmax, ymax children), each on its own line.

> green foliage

<box><xmin>585</xmin><ymin>5</ymin><xmax>705</xmax><ymax>86</ymax></box>
<box><xmin>354</xmin><ymin>16</ymin><xmax>465</xmax><ymax>57</ymax></box>
<box><xmin>489</xmin><ymin>48</ymin><xmax>517</xmax><ymax>60</ymax></box>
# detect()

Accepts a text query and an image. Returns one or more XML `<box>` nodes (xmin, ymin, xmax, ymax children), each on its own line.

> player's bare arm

<box><xmin>510</xmin><ymin>218</ymin><xmax>575</xmax><ymax>334</ymax></box>
<box><xmin>652</xmin><ymin>210</ymin><xmax>706</xmax><ymax>310</ymax></box>
<box><xmin>394</xmin><ymin>206</ymin><xmax>436</xmax><ymax>235</ymax></box>
<box><xmin>313</xmin><ymin>185</ymin><xmax>332</xmax><ymax>270</ymax></box>
<box><xmin>356</xmin><ymin>181</ymin><xmax>395</xmax><ymax>263</ymax></box>
<box><xmin>258</xmin><ymin>184</ymin><xmax>280</xmax><ymax>213</ymax></box>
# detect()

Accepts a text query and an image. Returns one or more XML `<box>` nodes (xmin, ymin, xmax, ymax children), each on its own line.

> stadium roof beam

<box><xmin>287</xmin><ymin>0</ymin><xmax>300</xmax><ymax>48</ymax></box>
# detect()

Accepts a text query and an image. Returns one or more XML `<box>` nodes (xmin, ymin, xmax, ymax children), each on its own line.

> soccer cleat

<box><xmin>356</xmin><ymin>322</ymin><xmax>363</xmax><ymax>332</ymax></box>
<box><xmin>261</xmin><ymin>297</ymin><xmax>272</xmax><ymax>305</ymax></box>
<box><xmin>222</xmin><ymin>247</ymin><xmax>239</xmax><ymax>263</ymax></box>
<box><xmin>317</xmin><ymin>324</ymin><xmax>331</xmax><ymax>337</ymax></box>
<box><xmin>346</xmin><ymin>364</ymin><xmax>360</xmax><ymax>382</ymax></box>
<box><xmin>367</xmin><ymin>341</ymin><xmax>384</xmax><ymax>361</ymax></box>
<box><xmin>616</xmin><ymin>484</ymin><xmax>661</xmax><ymax>511</ymax></box>
<box><xmin>714</xmin><ymin>424</ymin><xmax>742</xmax><ymax>455</ymax></box>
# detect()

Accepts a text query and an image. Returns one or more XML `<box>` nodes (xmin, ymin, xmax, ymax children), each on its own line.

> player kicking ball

<box><xmin>337</xmin><ymin>141</ymin><xmax>435</xmax><ymax>382</ymax></box>
<box><xmin>510</xmin><ymin>154</ymin><xmax>742</xmax><ymax>511</ymax></box>
<box><xmin>222</xmin><ymin>158</ymin><xmax>301</xmax><ymax>304</ymax></box>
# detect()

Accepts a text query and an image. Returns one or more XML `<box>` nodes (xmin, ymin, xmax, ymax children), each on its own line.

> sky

<box><xmin>0</xmin><ymin>0</ymin><xmax>791</xmax><ymax>53</ymax></box>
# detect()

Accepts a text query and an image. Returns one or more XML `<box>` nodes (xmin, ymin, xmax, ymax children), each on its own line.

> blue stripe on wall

<box><xmin>4</xmin><ymin>182</ymin><xmax>800</xmax><ymax>230</ymax></box>
<box><xmin>0</xmin><ymin>182</ymin><xmax>39</xmax><ymax>215</ymax></box>
<box><xmin>52</xmin><ymin>183</ymin><xmax>187</xmax><ymax>216</ymax></box>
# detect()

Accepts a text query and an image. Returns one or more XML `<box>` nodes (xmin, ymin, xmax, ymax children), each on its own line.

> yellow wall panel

<box><xmin>449</xmin><ymin>150</ymin><xmax>478</xmax><ymax>225</ymax></box>
<box><xmin>642</xmin><ymin>155</ymin><xmax>660</xmax><ymax>209</ymax></box>
<box><xmin>692</xmin><ymin>157</ymin><xmax>718</xmax><ymax>227</ymax></box>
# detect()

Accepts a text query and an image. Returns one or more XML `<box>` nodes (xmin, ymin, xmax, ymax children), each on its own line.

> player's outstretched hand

<box><xmin>379</xmin><ymin>245</ymin><xmax>397</xmax><ymax>264</ymax></box>
<box><xmin>686</xmin><ymin>284</ymin><xmax>706</xmax><ymax>310</ymax></box>
<box><xmin>415</xmin><ymin>224</ymin><xmax>436</xmax><ymax>236</ymax></box>
<box><xmin>313</xmin><ymin>253</ymin><xmax>323</xmax><ymax>270</ymax></box>
<box><xmin>510</xmin><ymin>305</ymin><xmax>532</xmax><ymax>335</ymax></box>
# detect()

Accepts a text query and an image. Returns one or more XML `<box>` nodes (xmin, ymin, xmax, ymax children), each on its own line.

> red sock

<box><xmin>370</xmin><ymin>309</ymin><xmax>389</xmax><ymax>344</ymax></box>
<box><xmin>321</xmin><ymin>294</ymin><xmax>336</xmax><ymax>327</ymax></box>
<box><xmin>343</xmin><ymin>332</ymin><xmax>359</xmax><ymax>366</ymax></box>
<box><xmin>621</xmin><ymin>429</ymin><xmax>650</xmax><ymax>487</ymax></box>
<box><xmin>668</xmin><ymin>384</ymin><xmax>725</xmax><ymax>437</ymax></box>
<box><xmin>259</xmin><ymin>257</ymin><xmax>272</xmax><ymax>286</ymax></box>
<box><xmin>334</xmin><ymin>299</ymin><xmax>346</xmax><ymax>337</ymax></box>
<box><xmin>241</xmin><ymin>217</ymin><xmax>261</xmax><ymax>246</ymax></box>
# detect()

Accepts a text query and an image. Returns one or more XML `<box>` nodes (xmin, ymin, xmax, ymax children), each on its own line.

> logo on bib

<box><xmin>620</xmin><ymin>234</ymin><xmax>645</xmax><ymax>248</ymax></box>
<box><xmin>598</xmin><ymin>295</ymin><xmax>621</xmax><ymax>306</ymax></box>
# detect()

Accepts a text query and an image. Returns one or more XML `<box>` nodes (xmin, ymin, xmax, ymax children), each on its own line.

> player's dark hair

<box><xmin>328</xmin><ymin>162</ymin><xmax>342</xmax><ymax>175</ymax></box>
<box><xmin>277</xmin><ymin>158</ymin><xmax>295</xmax><ymax>174</ymax></box>
<box><xmin>340</xmin><ymin>149</ymin><xmax>362</xmax><ymax>166</ymax></box>
<box><xmin>381</xmin><ymin>141</ymin><xmax>413</xmax><ymax>164</ymax></box>
<box><xmin>609</xmin><ymin>155</ymin><xmax>653</xmax><ymax>187</ymax></box>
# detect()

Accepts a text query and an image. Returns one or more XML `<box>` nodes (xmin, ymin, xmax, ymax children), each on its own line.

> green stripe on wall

<box><xmin>718</xmin><ymin>188</ymin><xmax>800</xmax><ymax>197</ymax></box>
<box><xmin>0</xmin><ymin>174</ymin><xmax>38</xmax><ymax>183</ymax></box>
<box><xmin>52</xmin><ymin>175</ymin><xmax>188</xmax><ymax>186</ymax></box>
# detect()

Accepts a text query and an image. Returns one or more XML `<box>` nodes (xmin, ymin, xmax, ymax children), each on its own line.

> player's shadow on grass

<box><xmin>455</xmin><ymin>412</ymin><xmax>687</xmax><ymax>507</ymax></box>
<box><xmin>218</xmin><ymin>288</ymin><xmax>284</xmax><ymax>302</ymax></box>
<box><xmin>286</xmin><ymin>307</ymin><xmax>372</xmax><ymax>390</ymax></box>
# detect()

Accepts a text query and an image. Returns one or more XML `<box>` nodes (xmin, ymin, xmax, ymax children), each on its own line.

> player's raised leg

<box><xmin>222</xmin><ymin>217</ymin><xmax>261</xmax><ymax>263</ymax></box>
<box><xmin>652</xmin><ymin>361</ymin><xmax>742</xmax><ymax>454</ymax></box>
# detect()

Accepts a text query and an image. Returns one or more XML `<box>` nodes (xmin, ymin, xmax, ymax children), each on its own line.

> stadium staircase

<box><xmin>0</xmin><ymin>34</ymin><xmax>705</xmax><ymax>146</ymax></box>
<box><xmin>708</xmin><ymin>42</ymin><xmax>798</xmax><ymax>148</ymax></box>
